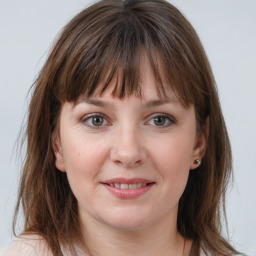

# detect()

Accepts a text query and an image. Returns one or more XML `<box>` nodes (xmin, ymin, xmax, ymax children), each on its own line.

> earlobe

<box><xmin>52</xmin><ymin>131</ymin><xmax>66</xmax><ymax>172</ymax></box>
<box><xmin>190</xmin><ymin>117</ymin><xmax>209</xmax><ymax>170</ymax></box>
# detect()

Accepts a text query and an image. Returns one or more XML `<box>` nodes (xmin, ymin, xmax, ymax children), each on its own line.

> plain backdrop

<box><xmin>0</xmin><ymin>0</ymin><xmax>255</xmax><ymax>255</ymax></box>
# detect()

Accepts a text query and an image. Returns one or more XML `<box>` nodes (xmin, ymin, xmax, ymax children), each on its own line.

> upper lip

<box><xmin>102</xmin><ymin>178</ymin><xmax>155</xmax><ymax>184</ymax></box>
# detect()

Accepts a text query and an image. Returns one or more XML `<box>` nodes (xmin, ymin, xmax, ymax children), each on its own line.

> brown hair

<box><xmin>14</xmin><ymin>0</ymin><xmax>242</xmax><ymax>255</ymax></box>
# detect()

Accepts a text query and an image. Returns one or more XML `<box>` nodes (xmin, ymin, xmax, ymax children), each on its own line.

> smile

<box><xmin>106</xmin><ymin>183</ymin><xmax>149</xmax><ymax>189</ymax></box>
<box><xmin>101</xmin><ymin>178</ymin><xmax>155</xmax><ymax>199</ymax></box>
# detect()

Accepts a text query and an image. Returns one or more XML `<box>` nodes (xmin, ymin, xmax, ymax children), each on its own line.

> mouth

<box><xmin>101</xmin><ymin>178</ymin><xmax>155</xmax><ymax>199</ymax></box>
<box><xmin>103</xmin><ymin>182</ymin><xmax>155</xmax><ymax>189</ymax></box>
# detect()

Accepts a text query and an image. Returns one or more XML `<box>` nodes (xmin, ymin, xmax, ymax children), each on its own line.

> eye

<box><xmin>82</xmin><ymin>114</ymin><xmax>109</xmax><ymax>129</ymax></box>
<box><xmin>153</xmin><ymin>116</ymin><xmax>166</xmax><ymax>126</ymax></box>
<box><xmin>146</xmin><ymin>114</ymin><xmax>175</xmax><ymax>128</ymax></box>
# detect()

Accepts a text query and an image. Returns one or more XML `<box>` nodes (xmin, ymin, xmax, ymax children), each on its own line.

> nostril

<box><xmin>110</xmin><ymin>144</ymin><xmax>147</xmax><ymax>168</ymax></box>
<box><xmin>113</xmin><ymin>159</ymin><xmax>142</xmax><ymax>169</ymax></box>
<box><xmin>134</xmin><ymin>159</ymin><xmax>142</xmax><ymax>165</ymax></box>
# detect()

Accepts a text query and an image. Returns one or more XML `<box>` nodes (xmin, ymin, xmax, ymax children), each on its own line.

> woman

<box><xmin>0</xmin><ymin>0</ymin><xmax>243</xmax><ymax>255</ymax></box>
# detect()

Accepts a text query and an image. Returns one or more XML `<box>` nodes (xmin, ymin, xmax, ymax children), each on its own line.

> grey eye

<box><xmin>91</xmin><ymin>116</ymin><xmax>104</xmax><ymax>126</ymax></box>
<box><xmin>147</xmin><ymin>114</ymin><xmax>175</xmax><ymax>128</ymax></box>
<box><xmin>83</xmin><ymin>114</ymin><xmax>108</xmax><ymax>129</ymax></box>
<box><xmin>153</xmin><ymin>116</ymin><xmax>166</xmax><ymax>126</ymax></box>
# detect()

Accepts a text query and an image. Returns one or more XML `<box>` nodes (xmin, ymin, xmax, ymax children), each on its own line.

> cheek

<box><xmin>154</xmin><ymin>135</ymin><xmax>193</xmax><ymax>168</ymax></box>
<box><xmin>151</xmin><ymin>133</ymin><xmax>194</xmax><ymax>190</ymax></box>
<box><xmin>63</xmin><ymin>133</ymin><xmax>107</xmax><ymax>170</ymax></box>
<box><xmin>62</xmin><ymin>135</ymin><xmax>109</xmax><ymax>193</ymax></box>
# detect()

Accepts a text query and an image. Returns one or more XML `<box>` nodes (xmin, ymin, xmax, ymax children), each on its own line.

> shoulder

<box><xmin>0</xmin><ymin>234</ymin><xmax>52</xmax><ymax>256</ymax></box>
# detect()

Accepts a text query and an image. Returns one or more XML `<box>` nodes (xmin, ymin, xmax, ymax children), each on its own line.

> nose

<box><xmin>110</xmin><ymin>126</ymin><xmax>147</xmax><ymax>169</ymax></box>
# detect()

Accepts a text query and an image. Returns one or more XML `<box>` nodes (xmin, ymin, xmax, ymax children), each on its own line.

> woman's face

<box><xmin>53</xmin><ymin>61</ymin><xmax>206</xmax><ymax>232</ymax></box>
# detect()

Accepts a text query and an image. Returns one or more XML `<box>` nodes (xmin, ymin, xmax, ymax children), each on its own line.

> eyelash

<box><xmin>81</xmin><ymin>113</ymin><xmax>176</xmax><ymax>129</ymax></box>
<box><xmin>82</xmin><ymin>113</ymin><xmax>109</xmax><ymax>129</ymax></box>
<box><xmin>145</xmin><ymin>113</ymin><xmax>176</xmax><ymax>128</ymax></box>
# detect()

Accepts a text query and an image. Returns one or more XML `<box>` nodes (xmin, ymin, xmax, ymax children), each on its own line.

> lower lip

<box><xmin>102</xmin><ymin>183</ymin><xmax>154</xmax><ymax>199</ymax></box>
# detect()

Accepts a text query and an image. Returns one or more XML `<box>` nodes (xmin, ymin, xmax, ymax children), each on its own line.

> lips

<box><xmin>108</xmin><ymin>183</ymin><xmax>148</xmax><ymax>189</ymax></box>
<box><xmin>101</xmin><ymin>178</ymin><xmax>155</xmax><ymax>199</ymax></box>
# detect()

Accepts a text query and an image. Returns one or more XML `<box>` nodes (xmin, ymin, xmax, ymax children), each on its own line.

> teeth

<box><xmin>120</xmin><ymin>183</ymin><xmax>129</xmax><ymax>189</ymax></box>
<box><xmin>137</xmin><ymin>183</ymin><xmax>142</xmax><ymax>188</ymax></box>
<box><xmin>108</xmin><ymin>183</ymin><xmax>150</xmax><ymax>189</ymax></box>
<box><xmin>129</xmin><ymin>184</ymin><xmax>137</xmax><ymax>189</ymax></box>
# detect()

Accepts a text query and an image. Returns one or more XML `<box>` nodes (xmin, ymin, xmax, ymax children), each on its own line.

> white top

<box><xmin>0</xmin><ymin>236</ymin><xmax>52</xmax><ymax>256</ymax></box>
<box><xmin>0</xmin><ymin>235</ymin><xmax>85</xmax><ymax>256</ymax></box>
<box><xmin>0</xmin><ymin>236</ymin><xmax>207</xmax><ymax>256</ymax></box>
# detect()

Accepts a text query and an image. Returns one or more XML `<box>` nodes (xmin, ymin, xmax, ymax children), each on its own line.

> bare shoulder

<box><xmin>0</xmin><ymin>234</ymin><xmax>52</xmax><ymax>256</ymax></box>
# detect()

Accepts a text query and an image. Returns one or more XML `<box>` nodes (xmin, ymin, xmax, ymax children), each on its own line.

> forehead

<box><xmin>82</xmin><ymin>54</ymin><xmax>178</xmax><ymax>103</ymax></box>
<box><xmin>85</xmin><ymin>84</ymin><xmax>178</xmax><ymax>107</ymax></box>
<box><xmin>64</xmin><ymin>49</ymin><xmax>191</xmax><ymax>109</ymax></box>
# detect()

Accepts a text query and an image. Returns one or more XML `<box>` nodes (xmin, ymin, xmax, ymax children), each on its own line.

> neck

<box><xmin>79</xmin><ymin>212</ymin><xmax>191</xmax><ymax>256</ymax></box>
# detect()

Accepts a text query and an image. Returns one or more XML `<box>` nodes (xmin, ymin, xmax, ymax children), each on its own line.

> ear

<box><xmin>52</xmin><ymin>130</ymin><xmax>66</xmax><ymax>172</ymax></box>
<box><xmin>190</xmin><ymin>117</ymin><xmax>209</xmax><ymax>170</ymax></box>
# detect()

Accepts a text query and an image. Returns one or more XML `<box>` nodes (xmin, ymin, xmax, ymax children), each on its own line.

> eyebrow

<box><xmin>84</xmin><ymin>99</ymin><xmax>111</xmax><ymax>107</ymax></box>
<box><xmin>143</xmin><ymin>99</ymin><xmax>174</xmax><ymax>107</ymax></box>
<box><xmin>83</xmin><ymin>98</ymin><xmax>174</xmax><ymax>108</ymax></box>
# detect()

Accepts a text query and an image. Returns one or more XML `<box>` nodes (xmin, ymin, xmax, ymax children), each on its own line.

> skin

<box><xmin>53</xmin><ymin>61</ymin><xmax>207</xmax><ymax>256</ymax></box>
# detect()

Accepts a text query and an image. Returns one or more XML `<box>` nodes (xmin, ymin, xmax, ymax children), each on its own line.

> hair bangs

<box><xmin>55</xmin><ymin>17</ymin><xmax>167</xmax><ymax>102</ymax></box>
<box><xmin>54</xmin><ymin>3</ymin><xmax>198</xmax><ymax>107</ymax></box>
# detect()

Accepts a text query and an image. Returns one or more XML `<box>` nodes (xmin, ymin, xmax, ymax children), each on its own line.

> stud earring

<box><xmin>194</xmin><ymin>159</ymin><xmax>201</xmax><ymax>165</ymax></box>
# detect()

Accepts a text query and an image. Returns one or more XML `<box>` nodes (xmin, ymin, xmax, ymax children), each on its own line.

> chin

<box><xmin>108</xmin><ymin>221</ymin><xmax>150</xmax><ymax>232</ymax></box>
<box><xmin>100</xmin><ymin>210</ymin><xmax>153</xmax><ymax>231</ymax></box>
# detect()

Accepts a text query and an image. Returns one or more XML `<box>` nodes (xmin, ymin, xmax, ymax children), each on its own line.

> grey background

<box><xmin>0</xmin><ymin>0</ymin><xmax>255</xmax><ymax>255</ymax></box>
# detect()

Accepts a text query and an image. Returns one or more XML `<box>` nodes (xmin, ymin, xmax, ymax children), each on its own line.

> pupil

<box><xmin>92</xmin><ymin>117</ymin><xmax>103</xmax><ymax>126</ymax></box>
<box><xmin>154</xmin><ymin>117</ymin><xmax>165</xmax><ymax>126</ymax></box>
